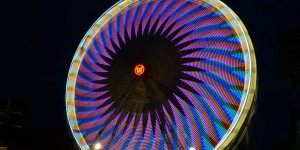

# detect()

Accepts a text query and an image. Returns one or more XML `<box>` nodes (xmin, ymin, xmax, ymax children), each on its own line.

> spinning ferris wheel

<box><xmin>66</xmin><ymin>0</ymin><xmax>257</xmax><ymax>149</ymax></box>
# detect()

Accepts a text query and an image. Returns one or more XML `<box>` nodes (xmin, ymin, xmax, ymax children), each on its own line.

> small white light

<box><xmin>94</xmin><ymin>142</ymin><xmax>102</xmax><ymax>150</ymax></box>
<box><xmin>189</xmin><ymin>147</ymin><xmax>195</xmax><ymax>150</ymax></box>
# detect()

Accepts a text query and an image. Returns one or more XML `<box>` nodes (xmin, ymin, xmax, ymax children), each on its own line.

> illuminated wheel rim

<box><xmin>66</xmin><ymin>0</ymin><xmax>257</xmax><ymax>149</ymax></box>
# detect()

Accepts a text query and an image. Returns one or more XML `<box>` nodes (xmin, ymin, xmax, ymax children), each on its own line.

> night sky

<box><xmin>1</xmin><ymin>0</ymin><xmax>300</xmax><ymax>149</ymax></box>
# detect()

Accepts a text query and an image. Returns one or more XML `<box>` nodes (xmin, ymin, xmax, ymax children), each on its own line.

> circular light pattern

<box><xmin>134</xmin><ymin>64</ymin><xmax>145</xmax><ymax>76</ymax></box>
<box><xmin>66</xmin><ymin>0</ymin><xmax>257</xmax><ymax>149</ymax></box>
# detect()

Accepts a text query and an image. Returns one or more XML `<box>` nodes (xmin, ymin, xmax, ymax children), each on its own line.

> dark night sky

<box><xmin>1</xmin><ymin>0</ymin><xmax>300</xmax><ymax>149</ymax></box>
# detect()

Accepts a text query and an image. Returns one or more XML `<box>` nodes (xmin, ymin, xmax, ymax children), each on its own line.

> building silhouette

<box><xmin>0</xmin><ymin>95</ymin><xmax>27</xmax><ymax>149</ymax></box>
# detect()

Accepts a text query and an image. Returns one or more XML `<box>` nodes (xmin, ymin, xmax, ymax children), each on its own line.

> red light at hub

<box><xmin>134</xmin><ymin>64</ymin><xmax>145</xmax><ymax>76</ymax></box>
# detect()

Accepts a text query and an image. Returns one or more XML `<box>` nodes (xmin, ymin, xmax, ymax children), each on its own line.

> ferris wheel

<box><xmin>66</xmin><ymin>0</ymin><xmax>257</xmax><ymax>149</ymax></box>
